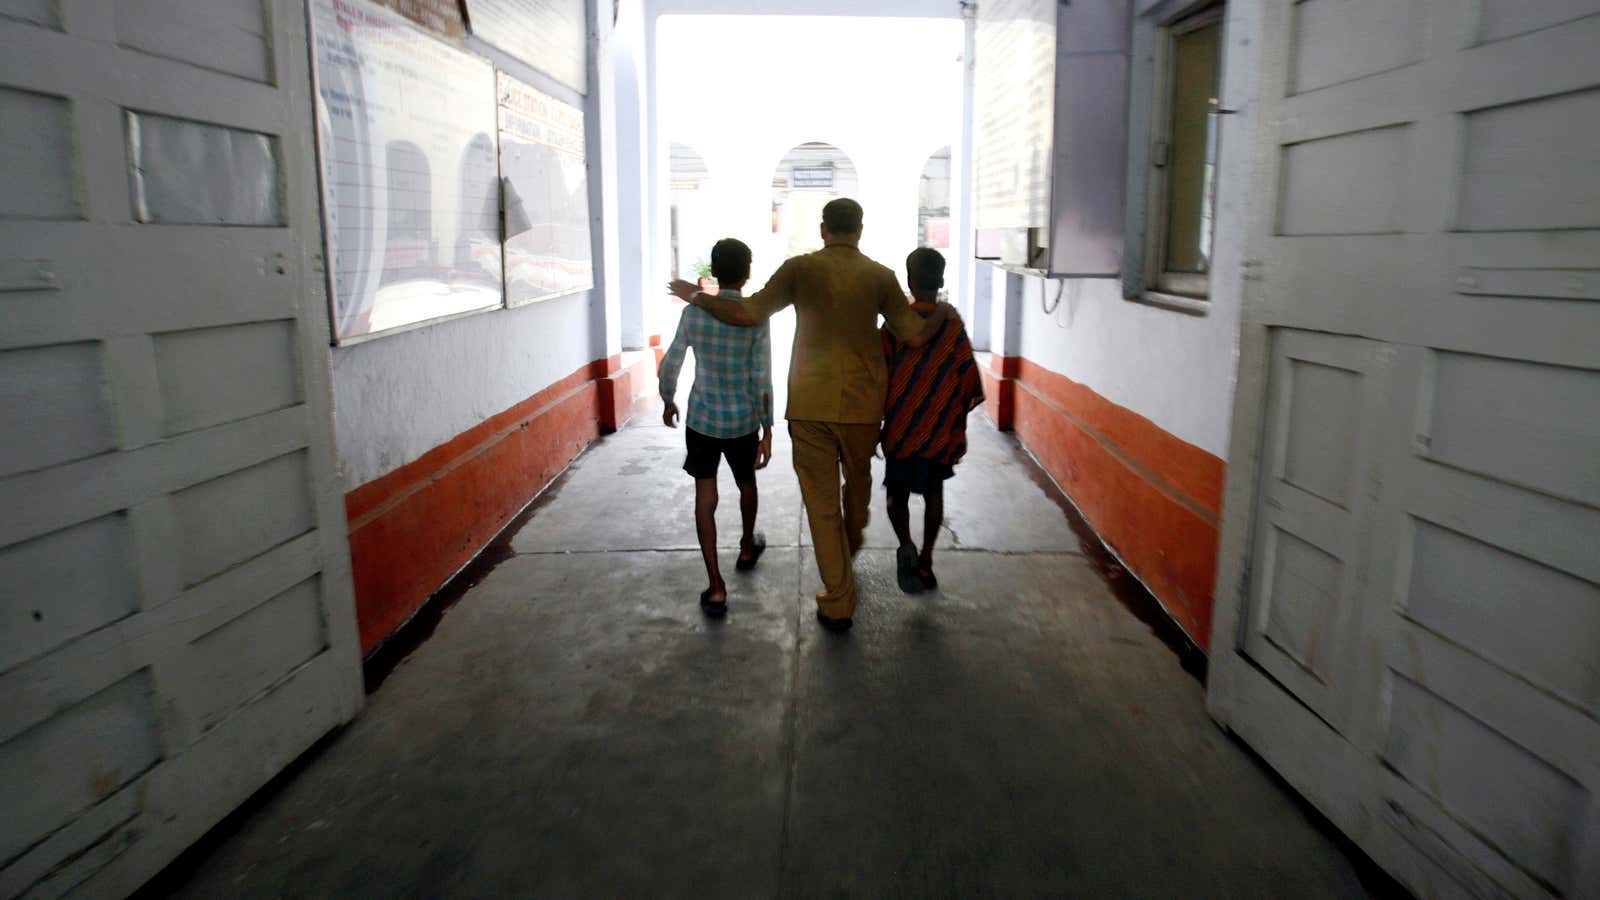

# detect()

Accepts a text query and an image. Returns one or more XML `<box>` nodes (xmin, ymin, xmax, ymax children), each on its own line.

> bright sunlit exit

<box><xmin>655</xmin><ymin>15</ymin><xmax>966</xmax><ymax>297</ymax></box>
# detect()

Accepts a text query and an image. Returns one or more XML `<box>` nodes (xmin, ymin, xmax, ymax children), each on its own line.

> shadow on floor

<box><xmin>136</xmin><ymin>416</ymin><xmax>1400</xmax><ymax>899</ymax></box>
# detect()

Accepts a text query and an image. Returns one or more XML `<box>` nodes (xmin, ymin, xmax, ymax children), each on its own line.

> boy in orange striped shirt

<box><xmin>880</xmin><ymin>248</ymin><xmax>985</xmax><ymax>593</ymax></box>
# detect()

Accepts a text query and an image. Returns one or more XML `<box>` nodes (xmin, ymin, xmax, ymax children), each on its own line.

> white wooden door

<box><xmin>1240</xmin><ymin>328</ymin><xmax>1389</xmax><ymax>732</ymax></box>
<box><xmin>0</xmin><ymin>2</ymin><xmax>363</xmax><ymax>896</ymax></box>
<box><xmin>1209</xmin><ymin>2</ymin><xmax>1600</xmax><ymax>897</ymax></box>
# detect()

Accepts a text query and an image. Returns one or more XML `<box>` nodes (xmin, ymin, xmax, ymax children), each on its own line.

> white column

<box><xmin>954</xmin><ymin>3</ymin><xmax>978</xmax><ymax>322</ymax></box>
<box><xmin>589</xmin><ymin>0</ymin><xmax>624</xmax><ymax>361</ymax></box>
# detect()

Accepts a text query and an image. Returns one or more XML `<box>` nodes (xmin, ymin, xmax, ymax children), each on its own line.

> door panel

<box><xmin>1243</xmin><ymin>329</ymin><xmax>1385</xmax><ymax>727</ymax></box>
<box><xmin>0</xmin><ymin>2</ymin><xmax>362</xmax><ymax>897</ymax></box>
<box><xmin>1210</xmin><ymin>1</ymin><xmax>1600</xmax><ymax>896</ymax></box>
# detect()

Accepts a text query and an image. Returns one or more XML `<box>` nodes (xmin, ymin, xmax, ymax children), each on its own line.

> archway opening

<box><xmin>769</xmin><ymin>141</ymin><xmax>859</xmax><ymax>268</ymax></box>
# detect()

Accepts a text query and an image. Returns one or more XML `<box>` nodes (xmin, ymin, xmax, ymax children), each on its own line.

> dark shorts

<box><xmin>884</xmin><ymin>457</ymin><xmax>955</xmax><ymax>496</ymax></box>
<box><xmin>684</xmin><ymin>427</ymin><xmax>760</xmax><ymax>483</ymax></box>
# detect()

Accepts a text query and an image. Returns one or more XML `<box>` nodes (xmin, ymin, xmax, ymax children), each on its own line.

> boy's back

<box><xmin>659</xmin><ymin>292</ymin><xmax>772</xmax><ymax>439</ymax></box>
<box><xmin>881</xmin><ymin>300</ymin><xmax>984</xmax><ymax>465</ymax></box>
<box><xmin>881</xmin><ymin>247</ymin><xmax>983</xmax><ymax>596</ymax></box>
<box><xmin>657</xmin><ymin>237</ymin><xmax>772</xmax><ymax>617</ymax></box>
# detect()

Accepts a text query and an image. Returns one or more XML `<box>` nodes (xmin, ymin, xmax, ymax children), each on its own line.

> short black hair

<box><xmin>906</xmin><ymin>247</ymin><xmax>946</xmax><ymax>291</ymax></box>
<box><xmin>821</xmin><ymin>198</ymin><xmax>864</xmax><ymax>235</ymax></box>
<box><xmin>710</xmin><ymin>238</ymin><xmax>752</xmax><ymax>283</ymax></box>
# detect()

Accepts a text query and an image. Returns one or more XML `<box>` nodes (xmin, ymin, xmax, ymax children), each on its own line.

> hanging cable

<box><xmin>1041</xmin><ymin>277</ymin><xmax>1066</xmax><ymax>315</ymax></box>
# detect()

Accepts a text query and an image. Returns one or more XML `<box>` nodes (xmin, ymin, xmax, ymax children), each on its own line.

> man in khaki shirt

<box><xmin>669</xmin><ymin>199</ymin><xmax>952</xmax><ymax>631</ymax></box>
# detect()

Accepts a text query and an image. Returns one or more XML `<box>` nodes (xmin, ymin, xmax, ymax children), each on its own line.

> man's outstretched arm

<box><xmin>667</xmin><ymin>259</ymin><xmax>797</xmax><ymax>326</ymax></box>
<box><xmin>668</xmin><ymin>281</ymin><xmax>758</xmax><ymax>325</ymax></box>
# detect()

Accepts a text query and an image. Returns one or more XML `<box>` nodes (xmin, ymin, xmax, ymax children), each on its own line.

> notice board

<box><xmin>372</xmin><ymin>0</ymin><xmax>466</xmax><ymax>38</ymax></box>
<box><xmin>465</xmin><ymin>0</ymin><xmax>588</xmax><ymax>95</ymax></box>
<box><xmin>497</xmin><ymin>73</ymin><xmax>594</xmax><ymax>306</ymax></box>
<box><xmin>974</xmin><ymin>0</ymin><xmax>1056</xmax><ymax>230</ymax></box>
<box><xmin>310</xmin><ymin>0</ymin><xmax>505</xmax><ymax>343</ymax></box>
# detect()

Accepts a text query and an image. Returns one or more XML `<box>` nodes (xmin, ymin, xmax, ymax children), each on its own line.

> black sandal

<box><xmin>699</xmin><ymin>589</ymin><xmax>728</xmax><ymax>617</ymax></box>
<box><xmin>896</xmin><ymin>545</ymin><xmax>923</xmax><ymax>594</ymax></box>
<box><xmin>735</xmin><ymin>533</ymin><xmax>767</xmax><ymax>572</ymax></box>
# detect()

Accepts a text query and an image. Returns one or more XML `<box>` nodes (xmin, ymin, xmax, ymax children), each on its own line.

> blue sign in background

<box><xmin>791</xmin><ymin>165</ymin><xmax>835</xmax><ymax>189</ymax></box>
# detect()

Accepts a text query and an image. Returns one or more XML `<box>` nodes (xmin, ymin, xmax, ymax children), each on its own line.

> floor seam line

<box><xmin>508</xmin><ymin>546</ymin><xmax>804</xmax><ymax>556</ymax></box>
<box><xmin>776</xmin><ymin>527</ymin><xmax>805</xmax><ymax>891</ymax></box>
<box><xmin>775</xmin><ymin>485</ymin><xmax>806</xmax><ymax>890</ymax></box>
<box><xmin>506</xmin><ymin>547</ymin><xmax>1082</xmax><ymax>557</ymax></box>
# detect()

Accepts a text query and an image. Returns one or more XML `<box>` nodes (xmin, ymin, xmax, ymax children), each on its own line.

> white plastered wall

<box><xmin>996</xmin><ymin>271</ymin><xmax>1241</xmax><ymax>459</ymax></box>
<box><xmin>331</xmin><ymin>293</ymin><xmax>595</xmax><ymax>488</ymax></box>
<box><xmin>612</xmin><ymin>0</ymin><xmax>651</xmax><ymax>349</ymax></box>
<box><xmin>330</xmin><ymin>0</ymin><xmax>644</xmax><ymax>490</ymax></box>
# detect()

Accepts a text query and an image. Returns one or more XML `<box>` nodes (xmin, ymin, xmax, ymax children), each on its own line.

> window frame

<box><xmin>1123</xmin><ymin>0</ymin><xmax>1226</xmax><ymax>314</ymax></box>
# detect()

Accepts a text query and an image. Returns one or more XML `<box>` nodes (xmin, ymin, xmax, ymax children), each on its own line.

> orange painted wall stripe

<box><xmin>345</xmin><ymin>359</ymin><xmax>607</xmax><ymax>527</ymax></box>
<box><xmin>1012</xmin><ymin>357</ymin><xmax>1225</xmax><ymax>518</ymax></box>
<box><xmin>991</xmin><ymin>355</ymin><xmax>1224</xmax><ymax>650</ymax></box>
<box><xmin>977</xmin><ymin>357</ymin><xmax>1015</xmax><ymax>432</ymax></box>
<box><xmin>344</xmin><ymin>353</ymin><xmax>653</xmax><ymax>655</ymax></box>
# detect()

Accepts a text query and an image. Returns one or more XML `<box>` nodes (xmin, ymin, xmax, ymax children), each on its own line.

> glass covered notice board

<box><xmin>497</xmin><ymin>73</ymin><xmax>594</xmax><ymax>306</ymax></box>
<box><xmin>311</xmin><ymin>0</ymin><xmax>505</xmax><ymax>343</ymax></box>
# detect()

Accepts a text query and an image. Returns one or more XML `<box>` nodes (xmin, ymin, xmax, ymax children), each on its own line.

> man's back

<box><xmin>668</xmin><ymin>198</ymin><xmax>950</xmax><ymax>628</ymax></box>
<box><xmin>746</xmin><ymin>244</ymin><xmax>922</xmax><ymax>425</ymax></box>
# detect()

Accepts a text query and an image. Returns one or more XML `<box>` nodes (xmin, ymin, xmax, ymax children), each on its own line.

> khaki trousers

<box><xmin>789</xmin><ymin>420</ymin><xmax>880</xmax><ymax>619</ymax></box>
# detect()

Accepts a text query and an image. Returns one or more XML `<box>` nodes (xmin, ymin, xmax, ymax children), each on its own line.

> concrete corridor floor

<box><xmin>151</xmin><ymin>416</ymin><xmax>1383</xmax><ymax>898</ymax></box>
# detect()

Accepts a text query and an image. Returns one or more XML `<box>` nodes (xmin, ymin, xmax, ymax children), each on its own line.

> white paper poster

<box><xmin>497</xmin><ymin>74</ymin><xmax>594</xmax><ymax>305</ymax></box>
<box><xmin>311</xmin><ymin>0</ymin><xmax>505</xmax><ymax>343</ymax></box>
<box><xmin>974</xmin><ymin>0</ymin><xmax>1056</xmax><ymax>231</ymax></box>
<box><xmin>466</xmin><ymin>0</ymin><xmax>588</xmax><ymax>95</ymax></box>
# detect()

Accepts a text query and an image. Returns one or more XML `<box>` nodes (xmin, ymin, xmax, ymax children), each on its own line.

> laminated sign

<box><xmin>496</xmin><ymin>73</ymin><xmax>594</xmax><ymax>306</ymax></box>
<box><xmin>465</xmin><ymin>0</ymin><xmax>588</xmax><ymax>95</ymax></box>
<box><xmin>310</xmin><ymin>0</ymin><xmax>504</xmax><ymax>343</ymax></box>
<box><xmin>791</xmin><ymin>166</ymin><xmax>835</xmax><ymax>190</ymax></box>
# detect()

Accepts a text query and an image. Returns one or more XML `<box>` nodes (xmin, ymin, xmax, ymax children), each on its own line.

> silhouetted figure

<box><xmin>670</xmin><ymin>199</ymin><xmax>954</xmax><ymax>631</ymax></box>
<box><xmin>659</xmin><ymin>239</ymin><xmax>774</xmax><ymax>615</ymax></box>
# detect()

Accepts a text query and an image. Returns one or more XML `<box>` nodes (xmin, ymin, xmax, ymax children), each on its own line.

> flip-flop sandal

<box><xmin>896</xmin><ymin>545</ymin><xmax>924</xmax><ymax>594</ymax></box>
<box><xmin>699</xmin><ymin>589</ymin><xmax>728</xmax><ymax>617</ymax></box>
<box><xmin>735</xmin><ymin>533</ymin><xmax>767</xmax><ymax>572</ymax></box>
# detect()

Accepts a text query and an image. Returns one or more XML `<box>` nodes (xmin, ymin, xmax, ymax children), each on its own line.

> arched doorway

<box><xmin>668</xmin><ymin>142</ymin><xmax>712</xmax><ymax>283</ymax></box>
<box><xmin>769</xmin><ymin>142</ymin><xmax>859</xmax><ymax>269</ymax></box>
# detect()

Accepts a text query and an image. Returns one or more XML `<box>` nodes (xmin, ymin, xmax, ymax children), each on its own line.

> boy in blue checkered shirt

<box><xmin>659</xmin><ymin>238</ymin><xmax>773</xmax><ymax>616</ymax></box>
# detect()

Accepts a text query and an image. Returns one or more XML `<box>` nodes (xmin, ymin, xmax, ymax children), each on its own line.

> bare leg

<box><xmin>921</xmin><ymin>480</ymin><xmax>944</xmax><ymax>570</ymax></box>
<box><xmin>886</xmin><ymin>486</ymin><xmax>915</xmax><ymax>552</ymax></box>
<box><xmin>737</xmin><ymin>477</ymin><xmax>758</xmax><ymax>555</ymax></box>
<box><xmin>695</xmin><ymin>478</ymin><xmax>725</xmax><ymax>601</ymax></box>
